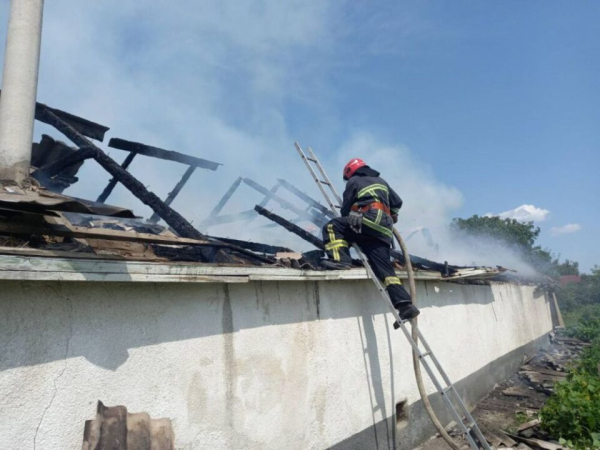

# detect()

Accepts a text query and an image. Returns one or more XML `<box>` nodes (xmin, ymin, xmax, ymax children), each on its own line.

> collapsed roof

<box><xmin>0</xmin><ymin>98</ymin><xmax>508</xmax><ymax>282</ymax></box>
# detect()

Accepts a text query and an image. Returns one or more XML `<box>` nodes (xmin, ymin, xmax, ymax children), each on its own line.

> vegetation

<box><xmin>450</xmin><ymin>215</ymin><xmax>565</xmax><ymax>276</ymax></box>
<box><xmin>541</xmin><ymin>267</ymin><xmax>600</xmax><ymax>448</ymax></box>
<box><xmin>540</xmin><ymin>342</ymin><xmax>600</xmax><ymax>449</ymax></box>
<box><xmin>564</xmin><ymin>310</ymin><xmax>600</xmax><ymax>341</ymax></box>
<box><xmin>452</xmin><ymin>214</ymin><xmax>600</xmax><ymax>448</ymax></box>
<box><xmin>540</xmin><ymin>318</ymin><xmax>600</xmax><ymax>449</ymax></box>
<box><xmin>560</xmin><ymin>266</ymin><xmax>600</xmax><ymax>313</ymax></box>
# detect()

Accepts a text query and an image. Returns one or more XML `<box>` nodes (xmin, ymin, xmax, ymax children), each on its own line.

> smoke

<box><xmin>332</xmin><ymin>133</ymin><xmax>540</xmax><ymax>273</ymax></box>
<box><xmin>0</xmin><ymin>2</ymin><xmax>542</xmax><ymax>271</ymax></box>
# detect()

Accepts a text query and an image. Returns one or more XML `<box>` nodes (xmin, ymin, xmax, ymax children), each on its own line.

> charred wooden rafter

<box><xmin>204</xmin><ymin>178</ymin><xmax>330</xmax><ymax>229</ymax></box>
<box><xmin>3</xmin><ymin>88</ymin><xmax>111</xmax><ymax>141</ymax></box>
<box><xmin>96</xmin><ymin>151</ymin><xmax>138</xmax><ymax>203</ymax></box>
<box><xmin>276</xmin><ymin>178</ymin><xmax>334</xmax><ymax>220</ymax></box>
<box><xmin>201</xmin><ymin>177</ymin><xmax>244</xmax><ymax>227</ymax></box>
<box><xmin>208</xmin><ymin>236</ymin><xmax>292</xmax><ymax>254</ymax></box>
<box><xmin>36</xmin><ymin>103</ymin><xmax>110</xmax><ymax>141</ymax></box>
<box><xmin>255</xmin><ymin>205</ymin><xmax>324</xmax><ymax>250</ymax></box>
<box><xmin>3</xmin><ymin>88</ymin><xmax>107</xmax><ymax>141</ymax></box>
<box><xmin>37</xmin><ymin>106</ymin><xmax>274</xmax><ymax>265</ymax></box>
<box><xmin>108</xmin><ymin>138</ymin><xmax>221</xmax><ymax>171</ymax></box>
<box><xmin>244</xmin><ymin>178</ymin><xmax>326</xmax><ymax>227</ymax></box>
<box><xmin>203</xmin><ymin>210</ymin><xmax>256</xmax><ymax>227</ymax></box>
<box><xmin>39</xmin><ymin>107</ymin><xmax>205</xmax><ymax>239</ymax></box>
<box><xmin>31</xmin><ymin>146</ymin><xmax>95</xmax><ymax>181</ymax></box>
<box><xmin>149</xmin><ymin>165</ymin><xmax>196</xmax><ymax>223</ymax></box>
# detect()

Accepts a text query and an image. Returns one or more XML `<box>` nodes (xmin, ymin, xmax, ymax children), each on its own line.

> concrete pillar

<box><xmin>0</xmin><ymin>0</ymin><xmax>45</xmax><ymax>186</ymax></box>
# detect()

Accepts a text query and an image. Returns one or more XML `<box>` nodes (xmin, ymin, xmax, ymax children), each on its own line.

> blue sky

<box><xmin>0</xmin><ymin>1</ymin><xmax>598</xmax><ymax>271</ymax></box>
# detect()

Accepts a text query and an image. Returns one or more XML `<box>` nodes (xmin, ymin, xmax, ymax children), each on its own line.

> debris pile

<box><xmin>422</xmin><ymin>333</ymin><xmax>588</xmax><ymax>450</ymax></box>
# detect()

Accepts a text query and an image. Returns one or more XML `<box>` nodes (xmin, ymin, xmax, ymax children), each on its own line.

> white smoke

<box><xmin>0</xmin><ymin>2</ymin><xmax>546</xmax><ymax>271</ymax></box>
<box><xmin>332</xmin><ymin>133</ymin><xmax>539</xmax><ymax>273</ymax></box>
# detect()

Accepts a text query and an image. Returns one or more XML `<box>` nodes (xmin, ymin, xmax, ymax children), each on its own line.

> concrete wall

<box><xmin>0</xmin><ymin>277</ymin><xmax>553</xmax><ymax>449</ymax></box>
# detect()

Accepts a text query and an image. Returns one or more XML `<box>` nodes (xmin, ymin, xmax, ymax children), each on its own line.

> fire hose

<box><xmin>393</xmin><ymin>228</ymin><xmax>461</xmax><ymax>450</ymax></box>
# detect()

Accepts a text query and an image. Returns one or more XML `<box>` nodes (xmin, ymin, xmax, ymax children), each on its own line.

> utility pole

<box><xmin>0</xmin><ymin>0</ymin><xmax>45</xmax><ymax>186</ymax></box>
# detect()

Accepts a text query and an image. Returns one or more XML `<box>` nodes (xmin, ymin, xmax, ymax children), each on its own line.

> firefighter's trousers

<box><xmin>322</xmin><ymin>216</ymin><xmax>412</xmax><ymax>309</ymax></box>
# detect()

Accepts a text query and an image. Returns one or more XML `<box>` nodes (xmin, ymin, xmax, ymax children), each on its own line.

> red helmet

<box><xmin>343</xmin><ymin>158</ymin><xmax>367</xmax><ymax>180</ymax></box>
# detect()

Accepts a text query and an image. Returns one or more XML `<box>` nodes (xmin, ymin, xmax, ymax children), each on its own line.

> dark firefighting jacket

<box><xmin>340</xmin><ymin>167</ymin><xmax>403</xmax><ymax>241</ymax></box>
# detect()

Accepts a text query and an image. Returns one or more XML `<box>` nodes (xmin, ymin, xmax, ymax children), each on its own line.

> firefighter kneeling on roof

<box><xmin>321</xmin><ymin>158</ymin><xmax>421</xmax><ymax>322</ymax></box>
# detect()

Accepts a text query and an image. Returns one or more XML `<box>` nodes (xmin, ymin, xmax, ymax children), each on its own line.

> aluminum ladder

<box><xmin>294</xmin><ymin>142</ymin><xmax>491</xmax><ymax>450</ymax></box>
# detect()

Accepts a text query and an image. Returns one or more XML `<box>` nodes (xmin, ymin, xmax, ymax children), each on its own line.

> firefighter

<box><xmin>321</xmin><ymin>158</ymin><xmax>420</xmax><ymax>321</ymax></box>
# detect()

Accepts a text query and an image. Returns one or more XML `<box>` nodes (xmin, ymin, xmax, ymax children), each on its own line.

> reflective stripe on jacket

<box><xmin>340</xmin><ymin>169</ymin><xmax>403</xmax><ymax>240</ymax></box>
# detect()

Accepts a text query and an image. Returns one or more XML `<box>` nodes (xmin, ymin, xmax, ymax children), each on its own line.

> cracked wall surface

<box><xmin>0</xmin><ymin>279</ymin><xmax>554</xmax><ymax>449</ymax></box>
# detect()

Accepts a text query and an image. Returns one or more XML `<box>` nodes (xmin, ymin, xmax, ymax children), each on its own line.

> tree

<box><xmin>451</xmin><ymin>215</ymin><xmax>539</xmax><ymax>252</ymax></box>
<box><xmin>560</xmin><ymin>265</ymin><xmax>600</xmax><ymax>312</ymax></box>
<box><xmin>555</xmin><ymin>259</ymin><xmax>580</xmax><ymax>276</ymax></box>
<box><xmin>451</xmin><ymin>215</ymin><xmax>557</xmax><ymax>276</ymax></box>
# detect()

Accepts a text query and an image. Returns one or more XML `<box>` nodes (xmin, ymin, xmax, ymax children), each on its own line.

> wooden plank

<box><xmin>108</xmin><ymin>138</ymin><xmax>220</xmax><ymax>170</ymax></box>
<box><xmin>506</xmin><ymin>433</ymin><xmax>566</xmax><ymax>450</ymax></box>
<box><xmin>521</xmin><ymin>371</ymin><xmax>566</xmax><ymax>383</ymax></box>
<box><xmin>518</xmin><ymin>419</ymin><xmax>540</xmax><ymax>432</ymax></box>
<box><xmin>521</xmin><ymin>366</ymin><xmax>567</xmax><ymax>378</ymax></box>
<box><xmin>502</xmin><ymin>387</ymin><xmax>534</xmax><ymax>397</ymax></box>
<box><xmin>483</xmin><ymin>430</ymin><xmax>503</xmax><ymax>448</ymax></box>
<box><xmin>517</xmin><ymin>444</ymin><xmax>534</xmax><ymax>450</ymax></box>
<box><xmin>496</xmin><ymin>430</ymin><xmax>517</xmax><ymax>447</ymax></box>
<box><xmin>0</xmin><ymin>246</ymin><xmax>128</xmax><ymax>261</ymax></box>
<box><xmin>0</xmin><ymin>219</ymin><xmax>217</xmax><ymax>246</ymax></box>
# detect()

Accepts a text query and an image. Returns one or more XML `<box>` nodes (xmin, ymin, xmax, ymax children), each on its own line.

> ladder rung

<box><xmin>295</xmin><ymin>144</ymin><xmax>490</xmax><ymax>450</ymax></box>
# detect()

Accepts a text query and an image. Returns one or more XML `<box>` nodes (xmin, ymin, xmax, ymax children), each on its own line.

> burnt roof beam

<box><xmin>149</xmin><ymin>165</ymin><xmax>196</xmax><ymax>223</ymax></box>
<box><xmin>96</xmin><ymin>151</ymin><xmax>138</xmax><ymax>204</ymax></box>
<box><xmin>31</xmin><ymin>146</ymin><xmax>95</xmax><ymax>184</ymax></box>
<box><xmin>3</xmin><ymin>89</ymin><xmax>112</xmax><ymax>141</ymax></box>
<box><xmin>35</xmin><ymin>103</ymin><xmax>109</xmax><ymax>142</ymax></box>
<box><xmin>255</xmin><ymin>205</ymin><xmax>324</xmax><ymax>250</ymax></box>
<box><xmin>108</xmin><ymin>137</ymin><xmax>221</xmax><ymax>171</ymax></box>
<box><xmin>276</xmin><ymin>178</ymin><xmax>335</xmax><ymax>219</ymax></box>
<box><xmin>38</xmin><ymin>107</ymin><xmax>206</xmax><ymax>240</ymax></box>
<box><xmin>201</xmin><ymin>177</ymin><xmax>243</xmax><ymax>228</ymax></box>
<box><xmin>38</xmin><ymin>107</ymin><xmax>272</xmax><ymax>264</ymax></box>
<box><xmin>243</xmin><ymin>178</ymin><xmax>327</xmax><ymax>227</ymax></box>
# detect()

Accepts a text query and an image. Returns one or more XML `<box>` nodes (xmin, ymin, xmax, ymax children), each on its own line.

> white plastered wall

<box><xmin>0</xmin><ymin>278</ymin><xmax>553</xmax><ymax>450</ymax></box>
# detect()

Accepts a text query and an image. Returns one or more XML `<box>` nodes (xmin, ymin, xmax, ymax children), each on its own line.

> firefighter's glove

<box><xmin>392</xmin><ymin>214</ymin><xmax>398</xmax><ymax>224</ymax></box>
<box><xmin>348</xmin><ymin>211</ymin><xmax>363</xmax><ymax>234</ymax></box>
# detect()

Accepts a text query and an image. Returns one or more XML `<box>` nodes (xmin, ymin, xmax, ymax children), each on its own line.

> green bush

<box><xmin>565</xmin><ymin>315</ymin><xmax>600</xmax><ymax>342</ymax></box>
<box><xmin>540</xmin><ymin>339</ymin><xmax>600</xmax><ymax>449</ymax></box>
<box><xmin>563</xmin><ymin>304</ymin><xmax>600</xmax><ymax>330</ymax></box>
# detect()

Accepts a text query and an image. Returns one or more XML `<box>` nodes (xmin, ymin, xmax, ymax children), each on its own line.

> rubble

<box><xmin>419</xmin><ymin>332</ymin><xmax>588</xmax><ymax>450</ymax></box>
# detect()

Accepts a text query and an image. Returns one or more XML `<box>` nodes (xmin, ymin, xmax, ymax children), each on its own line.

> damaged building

<box><xmin>0</xmin><ymin>2</ymin><xmax>565</xmax><ymax>450</ymax></box>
